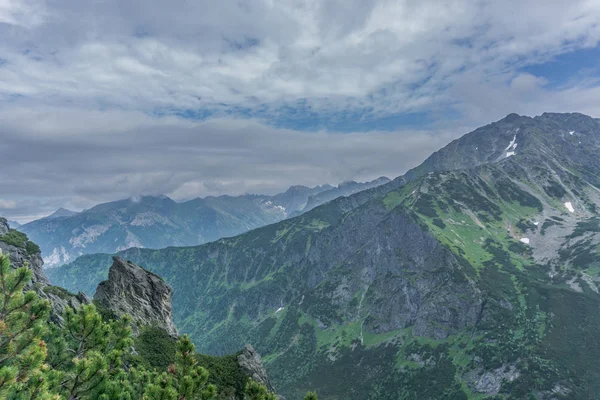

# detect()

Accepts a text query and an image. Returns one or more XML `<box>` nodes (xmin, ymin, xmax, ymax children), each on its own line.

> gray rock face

<box><xmin>94</xmin><ymin>257</ymin><xmax>178</xmax><ymax>337</ymax></box>
<box><xmin>0</xmin><ymin>217</ymin><xmax>90</xmax><ymax>324</ymax></box>
<box><xmin>0</xmin><ymin>218</ymin><xmax>8</xmax><ymax>236</ymax></box>
<box><xmin>466</xmin><ymin>363</ymin><xmax>520</xmax><ymax>395</ymax></box>
<box><xmin>0</xmin><ymin>218</ymin><xmax>49</xmax><ymax>285</ymax></box>
<box><xmin>237</xmin><ymin>344</ymin><xmax>275</xmax><ymax>393</ymax></box>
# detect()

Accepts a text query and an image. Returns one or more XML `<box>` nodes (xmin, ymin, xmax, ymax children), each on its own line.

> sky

<box><xmin>1</xmin><ymin>0</ymin><xmax>600</xmax><ymax>222</ymax></box>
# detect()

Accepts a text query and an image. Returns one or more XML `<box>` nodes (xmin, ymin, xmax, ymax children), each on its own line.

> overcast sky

<box><xmin>1</xmin><ymin>0</ymin><xmax>600</xmax><ymax>222</ymax></box>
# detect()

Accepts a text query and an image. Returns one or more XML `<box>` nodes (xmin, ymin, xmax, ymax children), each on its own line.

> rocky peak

<box><xmin>46</xmin><ymin>207</ymin><xmax>78</xmax><ymax>219</ymax></box>
<box><xmin>237</xmin><ymin>344</ymin><xmax>274</xmax><ymax>393</ymax></box>
<box><xmin>94</xmin><ymin>257</ymin><xmax>178</xmax><ymax>337</ymax></box>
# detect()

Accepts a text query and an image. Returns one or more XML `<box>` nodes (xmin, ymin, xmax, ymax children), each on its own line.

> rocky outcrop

<box><xmin>0</xmin><ymin>217</ymin><xmax>90</xmax><ymax>324</ymax></box>
<box><xmin>0</xmin><ymin>217</ymin><xmax>49</xmax><ymax>285</ymax></box>
<box><xmin>237</xmin><ymin>345</ymin><xmax>275</xmax><ymax>393</ymax></box>
<box><xmin>0</xmin><ymin>218</ymin><xmax>8</xmax><ymax>235</ymax></box>
<box><xmin>465</xmin><ymin>363</ymin><xmax>520</xmax><ymax>395</ymax></box>
<box><xmin>94</xmin><ymin>257</ymin><xmax>178</xmax><ymax>337</ymax></box>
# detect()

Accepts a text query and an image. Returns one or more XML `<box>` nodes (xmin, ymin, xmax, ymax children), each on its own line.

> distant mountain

<box><xmin>21</xmin><ymin>179</ymin><xmax>387</xmax><ymax>267</ymax></box>
<box><xmin>299</xmin><ymin>176</ymin><xmax>391</xmax><ymax>213</ymax></box>
<box><xmin>52</xmin><ymin>112</ymin><xmax>600</xmax><ymax>399</ymax></box>
<box><xmin>7</xmin><ymin>220</ymin><xmax>21</xmax><ymax>228</ymax></box>
<box><xmin>45</xmin><ymin>207</ymin><xmax>79</xmax><ymax>219</ymax></box>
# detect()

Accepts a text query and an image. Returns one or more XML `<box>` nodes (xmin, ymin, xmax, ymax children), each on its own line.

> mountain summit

<box><xmin>46</xmin><ymin>207</ymin><xmax>79</xmax><ymax>219</ymax></box>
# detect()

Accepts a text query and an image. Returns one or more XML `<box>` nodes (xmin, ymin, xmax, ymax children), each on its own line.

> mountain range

<box><xmin>21</xmin><ymin>177</ymin><xmax>389</xmax><ymax>267</ymax></box>
<box><xmin>48</xmin><ymin>112</ymin><xmax>600</xmax><ymax>399</ymax></box>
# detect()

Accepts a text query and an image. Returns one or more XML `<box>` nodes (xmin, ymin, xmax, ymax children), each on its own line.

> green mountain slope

<box><xmin>52</xmin><ymin>112</ymin><xmax>600</xmax><ymax>399</ymax></box>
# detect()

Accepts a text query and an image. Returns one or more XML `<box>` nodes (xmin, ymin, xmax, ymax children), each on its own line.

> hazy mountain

<box><xmin>295</xmin><ymin>176</ymin><xmax>391</xmax><ymax>214</ymax></box>
<box><xmin>21</xmin><ymin>180</ymin><xmax>387</xmax><ymax>267</ymax></box>
<box><xmin>50</xmin><ymin>112</ymin><xmax>600</xmax><ymax>399</ymax></box>
<box><xmin>7</xmin><ymin>220</ymin><xmax>21</xmax><ymax>228</ymax></box>
<box><xmin>45</xmin><ymin>207</ymin><xmax>79</xmax><ymax>219</ymax></box>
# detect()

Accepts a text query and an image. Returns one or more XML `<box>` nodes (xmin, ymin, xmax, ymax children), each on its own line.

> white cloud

<box><xmin>2</xmin><ymin>0</ymin><xmax>600</xmax><ymax>221</ymax></box>
<box><xmin>0</xmin><ymin>106</ymin><xmax>463</xmax><ymax>221</ymax></box>
<box><xmin>510</xmin><ymin>73</ymin><xmax>548</xmax><ymax>92</ymax></box>
<box><xmin>0</xmin><ymin>0</ymin><xmax>598</xmax><ymax>118</ymax></box>
<box><xmin>0</xmin><ymin>0</ymin><xmax>47</xmax><ymax>28</ymax></box>
<box><xmin>0</xmin><ymin>199</ymin><xmax>17</xmax><ymax>209</ymax></box>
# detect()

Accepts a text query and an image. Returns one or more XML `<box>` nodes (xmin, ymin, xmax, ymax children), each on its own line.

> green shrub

<box><xmin>25</xmin><ymin>240</ymin><xmax>40</xmax><ymax>255</ymax></box>
<box><xmin>135</xmin><ymin>326</ymin><xmax>177</xmax><ymax>369</ymax></box>
<box><xmin>0</xmin><ymin>229</ymin><xmax>28</xmax><ymax>248</ymax></box>
<box><xmin>0</xmin><ymin>229</ymin><xmax>41</xmax><ymax>255</ymax></box>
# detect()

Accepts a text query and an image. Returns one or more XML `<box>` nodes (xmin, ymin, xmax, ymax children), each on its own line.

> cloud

<box><xmin>0</xmin><ymin>0</ymin><xmax>47</xmax><ymax>28</ymax></box>
<box><xmin>2</xmin><ymin>0</ymin><xmax>600</xmax><ymax>222</ymax></box>
<box><xmin>0</xmin><ymin>199</ymin><xmax>17</xmax><ymax>209</ymax></box>
<box><xmin>0</xmin><ymin>106</ymin><xmax>462</xmax><ymax>221</ymax></box>
<box><xmin>0</xmin><ymin>0</ymin><xmax>599</xmax><ymax>122</ymax></box>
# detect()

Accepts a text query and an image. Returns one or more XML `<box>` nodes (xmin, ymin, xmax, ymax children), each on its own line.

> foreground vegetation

<box><xmin>0</xmin><ymin>254</ymin><xmax>317</xmax><ymax>399</ymax></box>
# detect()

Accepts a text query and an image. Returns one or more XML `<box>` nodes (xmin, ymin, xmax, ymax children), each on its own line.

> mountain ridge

<box><xmin>21</xmin><ymin>178</ymin><xmax>389</xmax><ymax>267</ymax></box>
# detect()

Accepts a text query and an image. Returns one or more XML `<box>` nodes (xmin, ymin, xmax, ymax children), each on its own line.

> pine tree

<box><xmin>0</xmin><ymin>253</ymin><xmax>54</xmax><ymax>399</ymax></box>
<box><xmin>303</xmin><ymin>392</ymin><xmax>318</xmax><ymax>400</ymax></box>
<box><xmin>244</xmin><ymin>380</ymin><xmax>277</xmax><ymax>400</ymax></box>
<box><xmin>144</xmin><ymin>334</ymin><xmax>216</xmax><ymax>400</ymax></box>
<box><xmin>46</xmin><ymin>304</ymin><xmax>134</xmax><ymax>399</ymax></box>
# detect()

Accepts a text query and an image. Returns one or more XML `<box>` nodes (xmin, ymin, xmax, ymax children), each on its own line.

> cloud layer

<box><xmin>0</xmin><ymin>106</ymin><xmax>461</xmax><ymax>221</ymax></box>
<box><xmin>1</xmin><ymin>0</ymin><xmax>600</xmax><ymax>221</ymax></box>
<box><xmin>1</xmin><ymin>0</ymin><xmax>600</xmax><ymax>121</ymax></box>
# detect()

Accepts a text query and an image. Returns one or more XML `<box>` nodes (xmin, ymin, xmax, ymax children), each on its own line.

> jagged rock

<box><xmin>237</xmin><ymin>344</ymin><xmax>275</xmax><ymax>393</ymax></box>
<box><xmin>94</xmin><ymin>257</ymin><xmax>178</xmax><ymax>337</ymax></box>
<box><xmin>0</xmin><ymin>217</ymin><xmax>90</xmax><ymax>324</ymax></box>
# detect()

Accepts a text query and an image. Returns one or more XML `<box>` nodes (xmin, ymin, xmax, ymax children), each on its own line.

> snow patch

<box><xmin>564</xmin><ymin>202</ymin><xmax>575</xmax><ymax>213</ymax></box>
<box><xmin>520</xmin><ymin>238</ymin><xmax>530</xmax><ymax>244</ymax></box>
<box><xmin>504</xmin><ymin>134</ymin><xmax>518</xmax><ymax>151</ymax></box>
<box><xmin>506</xmin><ymin>151</ymin><xmax>516</xmax><ymax>158</ymax></box>
<box><xmin>569</xmin><ymin>131</ymin><xmax>575</xmax><ymax>135</ymax></box>
<box><xmin>533</xmin><ymin>221</ymin><xmax>539</xmax><ymax>226</ymax></box>
<box><xmin>43</xmin><ymin>246</ymin><xmax>71</xmax><ymax>267</ymax></box>
<box><xmin>275</xmin><ymin>307</ymin><xmax>285</xmax><ymax>314</ymax></box>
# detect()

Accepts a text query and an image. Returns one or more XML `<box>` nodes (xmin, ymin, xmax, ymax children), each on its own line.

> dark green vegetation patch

<box><xmin>0</xmin><ymin>229</ymin><xmax>40</xmax><ymax>255</ymax></box>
